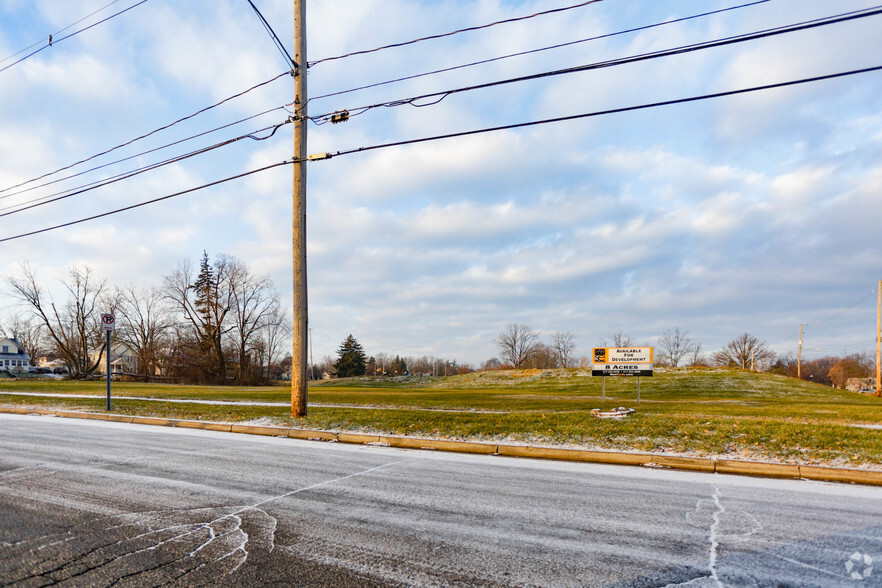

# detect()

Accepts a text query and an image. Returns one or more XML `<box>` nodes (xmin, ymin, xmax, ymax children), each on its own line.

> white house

<box><xmin>0</xmin><ymin>337</ymin><xmax>31</xmax><ymax>372</ymax></box>
<box><xmin>90</xmin><ymin>342</ymin><xmax>138</xmax><ymax>375</ymax></box>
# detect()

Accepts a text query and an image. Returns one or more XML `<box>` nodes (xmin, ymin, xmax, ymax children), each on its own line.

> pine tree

<box><xmin>190</xmin><ymin>251</ymin><xmax>218</xmax><ymax>354</ymax></box>
<box><xmin>334</xmin><ymin>334</ymin><xmax>366</xmax><ymax>377</ymax></box>
<box><xmin>186</xmin><ymin>250</ymin><xmax>232</xmax><ymax>381</ymax></box>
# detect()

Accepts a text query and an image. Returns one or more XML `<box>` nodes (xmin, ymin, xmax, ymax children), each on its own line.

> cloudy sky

<box><xmin>1</xmin><ymin>0</ymin><xmax>881</xmax><ymax>367</ymax></box>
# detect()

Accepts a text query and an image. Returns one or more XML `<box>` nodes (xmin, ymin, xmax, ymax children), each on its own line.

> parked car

<box><xmin>52</xmin><ymin>367</ymin><xmax>68</xmax><ymax>374</ymax></box>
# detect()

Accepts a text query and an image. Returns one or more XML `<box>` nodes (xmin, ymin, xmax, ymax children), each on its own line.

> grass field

<box><xmin>2</xmin><ymin>367</ymin><xmax>880</xmax><ymax>468</ymax></box>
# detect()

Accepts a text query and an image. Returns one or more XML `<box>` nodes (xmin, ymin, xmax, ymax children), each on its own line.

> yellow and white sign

<box><xmin>592</xmin><ymin>347</ymin><xmax>653</xmax><ymax>364</ymax></box>
<box><xmin>592</xmin><ymin>347</ymin><xmax>653</xmax><ymax>376</ymax></box>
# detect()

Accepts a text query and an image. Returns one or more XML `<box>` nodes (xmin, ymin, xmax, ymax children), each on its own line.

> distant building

<box><xmin>90</xmin><ymin>342</ymin><xmax>138</xmax><ymax>375</ymax></box>
<box><xmin>0</xmin><ymin>337</ymin><xmax>31</xmax><ymax>372</ymax></box>
<box><xmin>846</xmin><ymin>377</ymin><xmax>877</xmax><ymax>394</ymax></box>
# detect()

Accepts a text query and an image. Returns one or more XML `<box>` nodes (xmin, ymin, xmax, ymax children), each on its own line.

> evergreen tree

<box><xmin>179</xmin><ymin>250</ymin><xmax>234</xmax><ymax>382</ymax></box>
<box><xmin>334</xmin><ymin>334</ymin><xmax>366</xmax><ymax>377</ymax></box>
<box><xmin>191</xmin><ymin>251</ymin><xmax>217</xmax><ymax>353</ymax></box>
<box><xmin>390</xmin><ymin>355</ymin><xmax>407</xmax><ymax>375</ymax></box>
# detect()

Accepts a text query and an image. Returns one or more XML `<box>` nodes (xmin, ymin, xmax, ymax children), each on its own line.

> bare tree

<box><xmin>6</xmin><ymin>263</ymin><xmax>113</xmax><ymax>376</ymax></box>
<box><xmin>523</xmin><ymin>343</ymin><xmax>557</xmax><ymax>369</ymax></box>
<box><xmin>827</xmin><ymin>353</ymin><xmax>873</xmax><ymax>388</ymax></box>
<box><xmin>114</xmin><ymin>284</ymin><xmax>174</xmax><ymax>377</ymax></box>
<box><xmin>228</xmin><ymin>261</ymin><xmax>280</xmax><ymax>383</ymax></box>
<box><xmin>658</xmin><ymin>327</ymin><xmax>698</xmax><ymax>368</ymax></box>
<box><xmin>494</xmin><ymin>323</ymin><xmax>539</xmax><ymax>368</ymax></box>
<box><xmin>689</xmin><ymin>343</ymin><xmax>706</xmax><ymax>367</ymax></box>
<box><xmin>163</xmin><ymin>254</ymin><xmax>236</xmax><ymax>382</ymax></box>
<box><xmin>255</xmin><ymin>304</ymin><xmax>291</xmax><ymax>380</ymax></box>
<box><xmin>481</xmin><ymin>357</ymin><xmax>505</xmax><ymax>370</ymax></box>
<box><xmin>605</xmin><ymin>330</ymin><xmax>634</xmax><ymax>348</ymax></box>
<box><xmin>713</xmin><ymin>333</ymin><xmax>775</xmax><ymax>370</ymax></box>
<box><xmin>1</xmin><ymin>314</ymin><xmax>45</xmax><ymax>361</ymax></box>
<box><xmin>550</xmin><ymin>331</ymin><xmax>576</xmax><ymax>368</ymax></box>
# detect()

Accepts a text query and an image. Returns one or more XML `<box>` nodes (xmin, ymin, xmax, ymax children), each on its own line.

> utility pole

<box><xmin>309</xmin><ymin>327</ymin><xmax>314</xmax><ymax>380</ymax></box>
<box><xmin>797</xmin><ymin>323</ymin><xmax>803</xmax><ymax>379</ymax></box>
<box><xmin>876</xmin><ymin>281</ymin><xmax>881</xmax><ymax>397</ymax></box>
<box><xmin>291</xmin><ymin>0</ymin><xmax>308</xmax><ymax>416</ymax></box>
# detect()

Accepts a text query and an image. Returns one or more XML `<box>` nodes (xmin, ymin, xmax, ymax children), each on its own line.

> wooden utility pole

<box><xmin>876</xmin><ymin>281</ymin><xmax>881</xmax><ymax>397</ymax></box>
<box><xmin>797</xmin><ymin>323</ymin><xmax>803</xmax><ymax>379</ymax></box>
<box><xmin>291</xmin><ymin>0</ymin><xmax>308</xmax><ymax>416</ymax></box>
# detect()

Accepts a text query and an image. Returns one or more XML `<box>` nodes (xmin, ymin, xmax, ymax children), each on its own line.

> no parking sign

<box><xmin>101</xmin><ymin>313</ymin><xmax>115</xmax><ymax>331</ymax></box>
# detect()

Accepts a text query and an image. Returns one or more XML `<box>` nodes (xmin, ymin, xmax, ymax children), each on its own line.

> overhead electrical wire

<box><xmin>0</xmin><ymin>0</ymin><xmax>151</xmax><ymax>75</ymax></box>
<box><xmin>0</xmin><ymin>0</ymin><xmax>125</xmax><ymax>66</ymax></box>
<box><xmin>0</xmin><ymin>161</ymin><xmax>296</xmax><ymax>244</ymax></box>
<box><xmin>804</xmin><ymin>289</ymin><xmax>877</xmax><ymax>327</ymax></box>
<box><xmin>246</xmin><ymin>0</ymin><xmax>296</xmax><ymax>69</ymax></box>
<box><xmin>309</xmin><ymin>5</ymin><xmax>882</xmax><ymax>125</ymax></box>
<box><xmin>307</xmin><ymin>0</ymin><xmax>604</xmax><ymax>68</ymax></box>
<box><xmin>5</xmin><ymin>63</ymin><xmax>880</xmax><ymax>243</ymax></box>
<box><xmin>309</xmin><ymin>0</ymin><xmax>771</xmax><ymax>104</ymax></box>
<box><xmin>0</xmin><ymin>120</ymin><xmax>291</xmax><ymax>218</ymax></box>
<box><xmin>0</xmin><ymin>70</ymin><xmax>292</xmax><ymax>195</ymax></box>
<box><xmin>0</xmin><ymin>106</ymin><xmax>288</xmax><ymax>203</ymax></box>
<box><xmin>313</xmin><ymin>65</ymin><xmax>882</xmax><ymax>160</ymax></box>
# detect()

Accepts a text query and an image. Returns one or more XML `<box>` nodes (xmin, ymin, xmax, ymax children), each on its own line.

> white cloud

<box><xmin>2</xmin><ymin>0</ymin><xmax>882</xmax><ymax>365</ymax></box>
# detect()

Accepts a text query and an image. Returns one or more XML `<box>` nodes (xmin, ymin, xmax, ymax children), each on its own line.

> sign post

<box><xmin>101</xmin><ymin>313</ymin><xmax>115</xmax><ymax>410</ymax></box>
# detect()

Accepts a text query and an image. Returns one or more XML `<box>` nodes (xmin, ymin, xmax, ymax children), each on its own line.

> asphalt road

<box><xmin>0</xmin><ymin>414</ymin><xmax>880</xmax><ymax>587</ymax></box>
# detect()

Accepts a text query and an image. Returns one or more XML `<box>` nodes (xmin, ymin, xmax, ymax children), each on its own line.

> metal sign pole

<box><xmin>602</xmin><ymin>375</ymin><xmax>606</xmax><ymax>403</ymax></box>
<box><xmin>101</xmin><ymin>312</ymin><xmax>115</xmax><ymax>411</ymax></box>
<box><xmin>106</xmin><ymin>329</ymin><xmax>111</xmax><ymax>411</ymax></box>
<box><xmin>637</xmin><ymin>375</ymin><xmax>640</xmax><ymax>403</ymax></box>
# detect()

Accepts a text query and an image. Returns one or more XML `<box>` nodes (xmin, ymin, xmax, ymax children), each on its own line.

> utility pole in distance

<box><xmin>876</xmin><ymin>280</ymin><xmax>882</xmax><ymax>397</ymax></box>
<box><xmin>291</xmin><ymin>0</ymin><xmax>308</xmax><ymax>416</ymax></box>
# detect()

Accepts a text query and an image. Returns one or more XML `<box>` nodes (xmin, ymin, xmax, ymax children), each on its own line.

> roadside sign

<box><xmin>101</xmin><ymin>313</ymin><xmax>116</xmax><ymax>331</ymax></box>
<box><xmin>592</xmin><ymin>347</ymin><xmax>653</xmax><ymax>376</ymax></box>
<box><xmin>592</xmin><ymin>363</ymin><xmax>653</xmax><ymax>376</ymax></box>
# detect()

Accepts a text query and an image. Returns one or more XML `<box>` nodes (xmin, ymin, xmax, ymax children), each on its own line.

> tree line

<box><xmin>486</xmin><ymin>323</ymin><xmax>875</xmax><ymax>387</ymax></box>
<box><xmin>316</xmin><ymin>334</ymin><xmax>474</xmax><ymax>379</ymax></box>
<box><xmin>3</xmin><ymin>252</ymin><xmax>291</xmax><ymax>384</ymax></box>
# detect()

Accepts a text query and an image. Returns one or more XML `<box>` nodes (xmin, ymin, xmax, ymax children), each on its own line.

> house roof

<box><xmin>0</xmin><ymin>337</ymin><xmax>29</xmax><ymax>360</ymax></box>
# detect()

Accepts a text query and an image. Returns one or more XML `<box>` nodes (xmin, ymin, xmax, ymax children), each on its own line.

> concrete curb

<box><xmin>3</xmin><ymin>407</ymin><xmax>880</xmax><ymax>486</ymax></box>
<box><xmin>798</xmin><ymin>464</ymin><xmax>882</xmax><ymax>486</ymax></box>
<box><xmin>716</xmin><ymin>459</ymin><xmax>801</xmax><ymax>479</ymax></box>
<box><xmin>173</xmin><ymin>420</ymin><xmax>233</xmax><ymax>433</ymax></box>
<box><xmin>230</xmin><ymin>424</ymin><xmax>289</xmax><ymax>437</ymax></box>
<box><xmin>380</xmin><ymin>435</ymin><xmax>497</xmax><ymax>454</ymax></box>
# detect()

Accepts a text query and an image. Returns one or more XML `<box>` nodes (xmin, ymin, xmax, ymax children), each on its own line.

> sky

<box><xmin>1</xmin><ymin>0</ymin><xmax>881</xmax><ymax>368</ymax></box>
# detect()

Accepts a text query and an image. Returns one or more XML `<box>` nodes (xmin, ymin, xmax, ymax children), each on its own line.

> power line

<box><xmin>312</xmin><ymin>65</ymin><xmax>882</xmax><ymax>160</ymax></box>
<box><xmin>0</xmin><ymin>0</ymin><xmax>126</xmax><ymax>66</ymax></box>
<box><xmin>306</xmin><ymin>0</ymin><xmax>604</xmax><ymax>68</ymax></box>
<box><xmin>0</xmin><ymin>0</ymin><xmax>151</xmax><ymax>75</ymax></box>
<box><xmin>0</xmin><ymin>71</ymin><xmax>292</xmax><ymax>195</ymax></box>
<box><xmin>0</xmin><ymin>120</ymin><xmax>291</xmax><ymax>217</ymax></box>
<box><xmin>0</xmin><ymin>160</ymin><xmax>295</xmax><ymax>244</ymax></box>
<box><xmin>0</xmin><ymin>106</ymin><xmax>287</xmax><ymax>203</ymax></box>
<box><xmin>309</xmin><ymin>0</ymin><xmax>770</xmax><ymax>104</ymax></box>
<box><xmin>309</xmin><ymin>6</ymin><xmax>882</xmax><ymax>125</ymax></box>
<box><xmin>7</xmin><ymin>65</ymin><xmax>881</xmax><ymax>243</ymax></box>
<box><xmin>805</xmin><ymin>289</ymin><xmax>877</xmax><ymax>327</ymax></box>
<box><xmin>246</xmin><ymin>0</ymin><xmax>296</xmax><ymax>69</ymax></box>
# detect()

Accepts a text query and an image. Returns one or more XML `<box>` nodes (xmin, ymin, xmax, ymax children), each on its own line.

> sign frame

<box><xmin>101</xmin><ymin>313</ymin><xmax>116</xmax><ymax>331</ymax></box>
<box><xmin>592</xmin><ymin>347</ymin><xmax>654</xmax><ymax>377</ymax></box>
